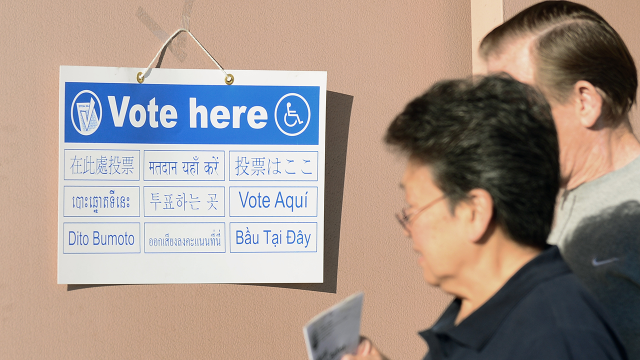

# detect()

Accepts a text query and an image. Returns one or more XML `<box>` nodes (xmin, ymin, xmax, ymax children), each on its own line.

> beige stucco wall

<box><xmin>0</xmin><ymin>1</ymin><xmax>469</xmax><ymax>359</ymax></box>
<box><xmin>3</xmin><ymin>1</ymin><xmax>636</xmax><ymax>358</ymax></box>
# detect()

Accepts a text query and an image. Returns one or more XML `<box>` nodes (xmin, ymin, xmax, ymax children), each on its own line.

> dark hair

<box><xmin>385</xmin><ymin>74</ymin><xmax>559</xmax><ymax>249</ymax></box>
<box><xmin>480</xmin><ymin>1</ymin><xmax>637</xmax><ymax>125</ymax></box>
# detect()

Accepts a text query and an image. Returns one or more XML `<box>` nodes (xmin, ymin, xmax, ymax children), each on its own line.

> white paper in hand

<box><xmin>303</xmin><ymin>292</ymin><xmax>364</xmax><ymax>360</ymax></box>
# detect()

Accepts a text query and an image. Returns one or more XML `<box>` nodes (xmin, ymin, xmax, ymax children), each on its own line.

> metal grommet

<box><xmin>136</xmin><ymin>72</ymin><xmax>145</xmax><ymax>84</ymax></box>
<box><xmin>225</xmin><ymin>73</ymin><xmax>234</xmax><ymax>85</ymax></box>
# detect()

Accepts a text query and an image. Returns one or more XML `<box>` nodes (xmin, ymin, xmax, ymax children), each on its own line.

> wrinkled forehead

<box><xmin>483</xmin><ymin>35</ymin><xmax>536</xmax><ymax>85</ymax></box>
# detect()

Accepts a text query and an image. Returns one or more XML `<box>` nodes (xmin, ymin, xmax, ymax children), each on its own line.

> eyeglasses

<box><xmin>395</xmin><ymin>195</ymin><xmax>446</xmax><ymax>231</ymax></box>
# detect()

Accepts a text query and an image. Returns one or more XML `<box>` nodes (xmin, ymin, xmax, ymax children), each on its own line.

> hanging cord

<box><xmin>137</xmin><ymin>28</ymin><xmax>233</xmax><ymax>85</ymax></box>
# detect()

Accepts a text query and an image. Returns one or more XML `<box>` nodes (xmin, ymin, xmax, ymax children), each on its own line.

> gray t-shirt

<box><xmin>549</xmin><ymin>155</ymin><xmax>640</xmax><ymax>359</ymax></box>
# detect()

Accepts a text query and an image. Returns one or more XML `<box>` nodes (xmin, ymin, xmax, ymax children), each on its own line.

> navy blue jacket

<box><xmin>420</xmin><ymin>246</ymin><xmax>627</xmax><ymax>360</ymax></box>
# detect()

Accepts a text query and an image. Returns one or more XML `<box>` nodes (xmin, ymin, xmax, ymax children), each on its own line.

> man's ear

<box><xmin>463</xmin><ymin>189</ymin><xmax>494</xmax><ymax>244</ymax></box>
<box><xmin>573</xmin><ymin>80</ymin><xmax>603</xmax><ymax>128</ymax></box>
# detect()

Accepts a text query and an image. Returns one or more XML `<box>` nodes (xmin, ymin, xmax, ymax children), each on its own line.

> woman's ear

<box><xmin>463</xmin><ymin>189</ymin><xmax>494</xmax><ymax>244</ymax></box>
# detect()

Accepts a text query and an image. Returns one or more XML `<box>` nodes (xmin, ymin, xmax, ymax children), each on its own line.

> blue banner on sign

<box><xmin>64</xmin><ymin>82</ymin><xmax>320</xmax><ymax>145</ymax></box>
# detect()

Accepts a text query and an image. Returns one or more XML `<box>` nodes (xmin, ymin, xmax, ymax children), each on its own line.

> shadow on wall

<box><xmin>68</xmin><ymin>91</ymin><xmax>354</xmax><ymax>293</ymax></box>
<box><xmin>250</xmin><ymin>91</ymin><xmax>354</xmax><ymax>293</ymax></box>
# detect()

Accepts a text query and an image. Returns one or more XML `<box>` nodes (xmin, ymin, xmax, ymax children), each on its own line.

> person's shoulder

<box><xmin>571</xmin><ymin>154</ymin><xmax>640</xmax><ymax>205</ymax></box>
<box><xmin>510</xmin><ymin>273</ymin><xmax>627</xmax><ymax>359</ymax></box>
<box><xmin>534</xmin><ymin>272</ymin><xmax>605</xmax><ymax>323</ymax></box>
<box><xmin>511</xmin><ymin>326</ymin><xmax>627</xmax><ymax>360</ymax></box>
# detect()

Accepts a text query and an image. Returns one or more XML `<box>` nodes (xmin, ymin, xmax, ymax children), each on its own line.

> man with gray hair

<box><xmin>480</xmin><ymin>2</ymin><xmax>640</xmax><ymax>357</ymax></box>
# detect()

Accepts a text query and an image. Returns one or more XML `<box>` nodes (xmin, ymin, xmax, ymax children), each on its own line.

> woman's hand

<box><xmin>341</xmin><ymin>337</ymin><xmax>389</xmax><ymax>360</ymax></box>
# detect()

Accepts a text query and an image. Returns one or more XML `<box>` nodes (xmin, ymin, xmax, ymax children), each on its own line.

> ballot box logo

<box><xmin>274</xmin><ymin>93</ymin><xmax>311</xmax><ymax>137</ymax></box>
<box><xmin>71</xmin><ymin>90</ymin><xmax>102</xmax><ymax>136</ymax></box>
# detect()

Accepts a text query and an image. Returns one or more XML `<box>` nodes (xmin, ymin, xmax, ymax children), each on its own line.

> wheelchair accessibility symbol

<box><xmin>275</xmin><ymin>93</ymin><xmax>311</xmax><ymax>136</ymax></box>
<box><xmin>284</xmin><ymin>102</ymin><xmax>303</xmax><ymax>126</ymax></box>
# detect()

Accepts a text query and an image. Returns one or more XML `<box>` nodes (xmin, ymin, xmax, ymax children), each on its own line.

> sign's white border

<box><xmin>58</xmin><ymin>66</ymin><xmax>327</xmax><ymax>284</ymax></box>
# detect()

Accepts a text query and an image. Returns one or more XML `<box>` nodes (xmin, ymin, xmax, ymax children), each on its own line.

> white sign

<box><xmin>58</xmin><ymin>66</ymin><xmax>326</xmax><ymax>284</ymax></box>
